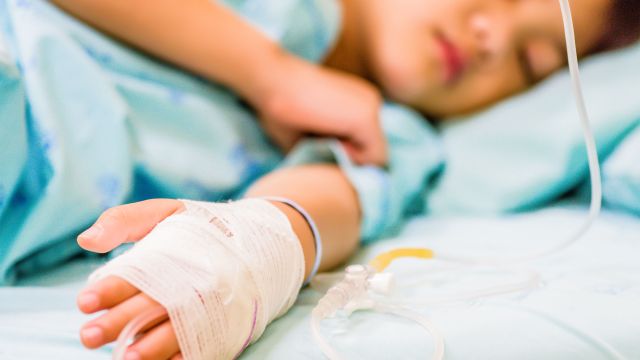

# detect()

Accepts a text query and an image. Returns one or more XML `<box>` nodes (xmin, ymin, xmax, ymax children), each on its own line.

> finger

<box><xmin>339</xmin><ymin>140</ymin><xmax>360</xmax><ymax>164</ymax></box>
<box><xmin>124</xmin><ymin>321</ymin><xmax>180</xmax><ymax>360</ymax></box>
<box><xmin>261</xmin><ymin>118</ymin><xmax>302</xmax><ymax>152</ymax></box>
<box><xmin>363</xmin><ymin>132</ymin><xmax>388</xmax><ymax>166</ymax></box>
<box><xmin>78</xmin><ymin>199</ymin><xmax>184</xmax><ymax>253</ymax></box>
<box><xmin>346</xmin><ymin>127</ymin><xmax>388</xmax><ymax>166</ymax></box>
<box><xmin>171</xmin><ymin>353</ymin><xmax>183</xmax><ymax>360</ymax></box>
<box><xmin>77</xmin><ymin>275</ymin><xmax>139</xmax><ymax>314</ymax></box>
<box><xmin>80</xmin><ymin>293</ymin><xmax>161</xmax><ymax>349</ymax></box>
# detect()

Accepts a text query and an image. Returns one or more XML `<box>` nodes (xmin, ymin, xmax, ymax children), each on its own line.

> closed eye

<box><xmin>518</xmin><ymin>48</ymin><xmax>536</xmax><ymax>85</ymax></box>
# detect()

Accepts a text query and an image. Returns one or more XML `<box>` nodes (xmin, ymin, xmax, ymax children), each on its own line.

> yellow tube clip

<box><xmin>369</xmin><ymin>248</ymin><xmax>434</xmax><ymax>272</ymax></box>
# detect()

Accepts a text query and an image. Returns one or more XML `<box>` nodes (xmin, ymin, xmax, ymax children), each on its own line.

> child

<box><xmin>4</xmin><ymin>0</ymin><xmax>639</xmax><ymax>358</ymax></box>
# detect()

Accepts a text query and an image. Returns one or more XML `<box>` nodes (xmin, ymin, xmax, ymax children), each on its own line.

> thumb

<box><xmin>343</xmin><ymin>126</ymin><xmax>388</xmax><ymax>166</ymax></box>
<box><xmin>77</xmin><ymin>199</ymin><xmax>184</xmax><ymax>253</ymax></box>
<box><xmin>261</xmin><ymin>116</ymin><xmax>303</xmax><ymax>153</ymax></box>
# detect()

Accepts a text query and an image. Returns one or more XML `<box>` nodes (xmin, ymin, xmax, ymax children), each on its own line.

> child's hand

<box><xmin>255</xmin><ymin>55</ymin><xmax>388</xmax><ymax>166</ymax></box>
<box><xmin>76</xmin><ymin>200</ymin><xmax>184</xmax><ymax>359</ymax></box>
<box><xmin>75</xmin><ymin>198</ymin><xmax>305</xmax><ymax>359</ymax></box>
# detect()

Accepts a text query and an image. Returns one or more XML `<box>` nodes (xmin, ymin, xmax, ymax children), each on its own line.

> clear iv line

<box><xmin>437</xmin><ymin>0</ymin><xmax>602</xmax><ymax>266</ymax></box>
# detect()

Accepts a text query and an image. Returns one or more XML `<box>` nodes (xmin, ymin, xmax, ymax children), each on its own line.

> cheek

<box><xmin>371</xmin><ymin>30</ymin><xmax>436</xmax><ymax>103</ymax></box>
<box><xmin>421</xmin><ymin>63</ymin><xmax>528</xmax><ymax>117</ymax></box>
<box><xmin>374</xmin><ymin>49</ymin><xmax>425</xmax><ymax>102</ymax></box>
<box><xmin>526</xmin><ymin>39</ymin><xmax>563</xmax><ymax>79</ymax></box>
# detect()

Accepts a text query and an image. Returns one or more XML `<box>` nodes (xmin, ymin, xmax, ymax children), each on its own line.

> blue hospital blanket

<box><xmin>0</xmin><ymin>0</ymin><xmax>443</xmax><ymax>284</ymax></box>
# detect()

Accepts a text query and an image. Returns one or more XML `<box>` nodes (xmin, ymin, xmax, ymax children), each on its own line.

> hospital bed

<box><xmin>2</xmin><ymin>1</ymin><xmax>639</xmax><ymax>358</ymax></box>
<box><xmin>2</xmin><ymin>203</ymin><xmax>639</xmax><ymax>359</ymax></box>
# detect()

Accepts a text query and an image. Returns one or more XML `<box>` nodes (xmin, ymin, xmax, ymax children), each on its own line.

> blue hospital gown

<box><xmin>0</xmin><ymin>0</ymin><xmax>443</xmax><ymax>284</ymax></box>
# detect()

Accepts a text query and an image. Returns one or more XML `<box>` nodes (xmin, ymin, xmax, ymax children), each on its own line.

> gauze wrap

<box><xmin>88</xmin><ymin>199</ymin><xmax>306</xmax><ymax>359</ymax></box>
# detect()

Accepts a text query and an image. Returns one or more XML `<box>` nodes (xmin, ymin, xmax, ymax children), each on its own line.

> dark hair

<box><xmin>596</xmin><ymin>0</ymin><xmax>640</xmax><ymax>51</ymax></box>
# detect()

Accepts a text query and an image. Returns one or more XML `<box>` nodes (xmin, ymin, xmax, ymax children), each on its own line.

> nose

<box><xmin>468</xmin><ymin>7</ymin><xmax>513</xmax><ymax>67</ymax></box>
<box><xmin>470</xmin><ymin>12</ymin><xmax>491</xmax><ymax>61</ymax></box>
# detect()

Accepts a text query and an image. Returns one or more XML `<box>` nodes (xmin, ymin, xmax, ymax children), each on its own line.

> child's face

<box><xmin>362</xmin><ymin>0</ymin><xmax>612</xmax><ymax>118</ymax></box>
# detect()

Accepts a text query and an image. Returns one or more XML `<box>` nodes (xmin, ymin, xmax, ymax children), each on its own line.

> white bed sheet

<box><xmin>1</xmin><ymin>204</ymin><xmax>639</xmax><ymax>359</ymax></box>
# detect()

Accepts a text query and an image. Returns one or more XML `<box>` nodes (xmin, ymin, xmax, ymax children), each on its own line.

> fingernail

<box><xmin>79</xmin><ymin>224</ymin><xmax>103</xmax><ymax>241</ymax></box>
<box><xmin>125</xmin><ymin>351</ymin><xmax>141</xmax><ymax>360</ymax></box>
<box><xmin>77</xmin><ymin>293</ymin><xmax>100</xmax><ymax>311</ymax></box>
<box><xmin>81</xmin><ymin>326</ymin><xmax>103</xmax><ymax>345</ymax></box>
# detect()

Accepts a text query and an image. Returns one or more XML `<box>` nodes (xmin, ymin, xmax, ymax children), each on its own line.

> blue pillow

<box><xmin>602</xmin><ymin>127</ymin><xmax>640</xmax><ymax>215</ymax></box>
<box><xmin>427</xmin><ymin>42</ymin><xmax>640</xmax><ymax>214</ymax></box>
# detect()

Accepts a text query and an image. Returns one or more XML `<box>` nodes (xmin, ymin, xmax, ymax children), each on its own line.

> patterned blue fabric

<box><xmin>0</xmin><ymin>0</ymin><xmax>443</xmax><ymax>284</ymax></box>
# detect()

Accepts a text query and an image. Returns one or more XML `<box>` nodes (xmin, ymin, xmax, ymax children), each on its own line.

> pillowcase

<box><xmin>602</xmin><ymin>127</ymin><xmax>640</xmax><ymax>215</ymax></box>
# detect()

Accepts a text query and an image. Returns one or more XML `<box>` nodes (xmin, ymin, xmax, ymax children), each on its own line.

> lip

<box><xmin>436</xmin><ymin>32</ymin><xmax>466</xmax><ymax>84</ymax></box>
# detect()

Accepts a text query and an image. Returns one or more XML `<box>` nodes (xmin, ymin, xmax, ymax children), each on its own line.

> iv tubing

<box><xmin>375</xmin><ymin>304</ymin><xmax>445</xmax><ymax>360</ymax></box>
<box><xmin>438</xmin><ymin>0</ymin><xmax>602</xmax><ymax>266</ymax></box>
<box><xmin>112</xmin><ymin>306</ymin><xmax>168</xmax><ymax>360</ymax></box>
<box><xmin>311</xmin><ymin>303</ymin><xmax>446</xmax><ymax>360</ymax></box>
<box><xmin>384</xmin><ymin>268</ymin><xmax>540</xmax><ymax>307</ymax></box>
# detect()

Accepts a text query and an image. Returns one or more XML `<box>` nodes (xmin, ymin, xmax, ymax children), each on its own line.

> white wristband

<box><xmin>260</xmin><ymin>196</ymin><xmax>323</xmax><ymax>286</ymax></box>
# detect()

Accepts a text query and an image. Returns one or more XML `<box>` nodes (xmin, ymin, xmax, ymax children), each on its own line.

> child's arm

<box><xmin>75</xmin><ymin>164</ymin><xmax>360</xmax><ymax>358</ymax></box>
<box><xmin>52</xmin><ymin>0</ymin><xmax>283</xmax><ymax>106</ymax></box>
<box><xmin>51</xmin><ymin>0</ymin><xmax>387</xmax><ymax>165</ymax></box>
<box><xmin>78</xmin><ymin>164</ymin><xmax>360</xmax><ymax>272</ymax></box>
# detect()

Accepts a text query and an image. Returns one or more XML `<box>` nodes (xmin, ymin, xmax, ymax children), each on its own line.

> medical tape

<box><xmin>90</xmin><ymin>199</ymin><xmax>305</xmax><ymax>360</ymax></box>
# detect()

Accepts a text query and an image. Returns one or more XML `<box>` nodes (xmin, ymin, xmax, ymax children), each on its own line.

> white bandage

<box><xmin>88</xmin><ymin>199</ymin><xmax>306</xmax><ymax>359</ymax></box>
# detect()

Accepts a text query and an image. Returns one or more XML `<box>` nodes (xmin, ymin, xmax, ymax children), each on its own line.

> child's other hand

<box><xmin>256</xmin><ymin>55</ymin><xmax>387</xmax><ymax>166</ymax></box>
